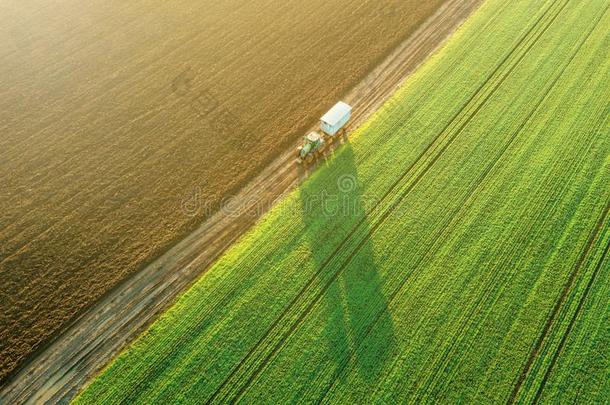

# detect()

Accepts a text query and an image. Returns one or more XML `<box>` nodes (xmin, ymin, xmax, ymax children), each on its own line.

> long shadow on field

<box><xmin>298</xmin><ymin>141</ymin><xmax>396</xmax><ymax>394</ymax></box>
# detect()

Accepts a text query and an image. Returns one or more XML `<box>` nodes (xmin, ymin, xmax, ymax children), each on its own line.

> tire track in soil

<box><xmin>210</xmin><ymin>1</ymin><xmax>567</xmax><ymax>402</ymax></box>
<box><xmin>0</xmin><ymin>1</ymin><xmax>483</xmax><ymax>404</ymax></box>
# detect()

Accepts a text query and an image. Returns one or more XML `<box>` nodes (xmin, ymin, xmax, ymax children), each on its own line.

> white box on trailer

<box><xmin>320</xmin><ymin>101</ymin><xmax>352</xmax><ymax>136</ymax></box>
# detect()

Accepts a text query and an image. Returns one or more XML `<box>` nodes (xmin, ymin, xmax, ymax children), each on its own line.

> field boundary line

<box><xmin>94</xmin><ymin>0</ymin><xmax>510</xmax><ymax>398</ymax></box>
<box><xmin>137</xmin><ymin>0</ymin><xmax>510</xmax><ymax>394</ymax></box>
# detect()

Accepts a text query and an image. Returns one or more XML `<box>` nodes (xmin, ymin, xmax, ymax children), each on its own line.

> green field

<box><xmin>76</xmin><ymin>0</ymin><xmax>610</xmax><ymax>403</ymax></box>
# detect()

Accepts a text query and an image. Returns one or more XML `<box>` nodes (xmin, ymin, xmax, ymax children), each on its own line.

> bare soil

<box><xmin>0</xmin><ymin>0</ymin><xmax>448</xmax><ymax>382</ymax></box>
<box><xmin>0</xmin><ymin>0</ymin><xmax>482</xmax><ymax>402</ymax></box>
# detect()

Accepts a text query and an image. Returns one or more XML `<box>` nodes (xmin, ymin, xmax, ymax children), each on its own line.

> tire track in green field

<box><xmin>208</xmin><ymin>0</ymin><xmax>568</xmax><ymax>401</ymax></box>
<box><xmin>105</xmin><ymin>2</ymin><xmax>520</xmax><ymax>400</ymax></box>
<box><xmin>116</xmin><ymin>5</ymin><xmax>520</xmax><ymax>396</ymax></box>
<box><xmin>506</xmin><ymin>11</ymin><xmax>610</xmax><ymax>405</ymax></box>
<box><xmin>142</xmin><ymin>1</ymin><xmax>519</xmax><ymax>401</ymax></box>
<box><xmin>324</xmin><ymin>98</ymin><xmax>575</xmax><ymax>403</ymax></box>
<box><xmin>437</xmin><ymin>112</ymin><xmax>609</xmax><ymax>404</ymax></box>
<box><xmin>325</xmin><ymin>10</ymin><xmax>606</xmax><ymax>398</ymax></box>
<box><xmin>509</xmin><ymin>190</ymin><xmax>610</xmax><ymax>404</ymax></box>
<box><xmin>532</xmin><ymin>225</ymin><xmax>610</xmax><ymax>404</ymax></box>
<box><xmin>413</xmin><ymin>6</ymin><xmax>610</xmax><ymax>400</ymax></box>
<box><xmin>427</xmin><ymin>114</ymin><xmax>607</xmax><ymax>402</ymax></box>
<box><xmin>508</xmin><ymin>194</ymin><xmax>610</xmax><ymax>402</ymax></box>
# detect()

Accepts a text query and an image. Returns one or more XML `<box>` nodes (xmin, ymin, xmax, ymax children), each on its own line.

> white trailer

<box><xmin>320</xmin><ymin>101</ymin><xmax>352</xmax><ymax>137</ymax></box>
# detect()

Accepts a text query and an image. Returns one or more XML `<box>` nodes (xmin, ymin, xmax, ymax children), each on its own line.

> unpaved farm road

<box><xmin>0</xmin><ymin>0</ymin><xmax>481</xmax><ymax>403</ymax></box>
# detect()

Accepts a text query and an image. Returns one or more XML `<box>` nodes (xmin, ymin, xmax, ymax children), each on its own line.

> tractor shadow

<box><xmin>298</xmin><ymin>141</ymin><xmax>396</xmax><ymax>391</ymax></box>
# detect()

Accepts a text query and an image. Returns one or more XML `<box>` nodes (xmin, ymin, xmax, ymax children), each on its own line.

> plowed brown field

<box><xmin>0</xmin><ymin>0</ymin><xmax>447</xmax><ymax>382</ymax></box>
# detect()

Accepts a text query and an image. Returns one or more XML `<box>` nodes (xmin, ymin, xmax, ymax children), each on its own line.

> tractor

<box><xmin>297</xmin><ymin>132</ymin><xmax>326</xmax><ymax>164</ymax></box>
<box><xmin>297</xmin><ymin>101</ymin><xmax>352</xmax><ymax>165</ymax></box>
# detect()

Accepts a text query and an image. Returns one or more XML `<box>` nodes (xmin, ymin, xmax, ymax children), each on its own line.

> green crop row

<box><xmin>75</xmin><ymin>0</ymin><xmax>610</xmax><ymax>403</ymax></box>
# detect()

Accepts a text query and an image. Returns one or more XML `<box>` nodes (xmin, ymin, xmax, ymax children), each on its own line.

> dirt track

<box><xmin>0</xmin><ymin>0</ymin><xmax>482</xmax><ymax>402</ymax></box>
